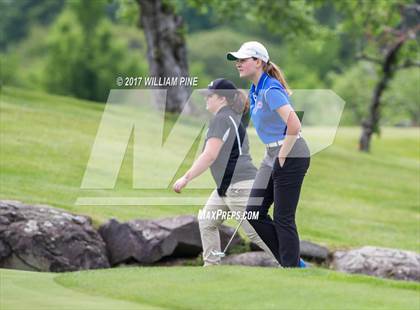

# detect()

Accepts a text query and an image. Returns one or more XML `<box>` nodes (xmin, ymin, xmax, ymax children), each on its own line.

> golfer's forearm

<box><xmin>276</xmin><ymin>107</ymin><xmax>301</xmax><ymax>158</ymax></box>
<box><xmin>279</xmin><ymin>124</ymin><xmax>300</xmax><ymax>158</ymax></box>
<box><xmin>184</xmin><ymin>152</ymin><xmax>215</xmax><ymax>181</ymax></box>
<box><xmin>279</xmin><ymin>134</ymin><xmax>297</xmax><ymax>158</ymax></box>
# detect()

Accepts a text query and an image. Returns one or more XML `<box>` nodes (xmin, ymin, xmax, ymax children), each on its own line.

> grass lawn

<box><xmin>1</xmin><ymin>86</ymin><xmax>419</xmax><ymax>309</ymax></box>
<box><xmin>1</xmin><ymin>267</ymin><xmax>419</xmax><ymax>310</ymax></box>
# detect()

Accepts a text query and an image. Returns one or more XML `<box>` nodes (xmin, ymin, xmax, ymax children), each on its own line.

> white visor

<box><xmin>227</xmin><ymin>41</ymin><xmax>269</xmax><ymax>63</ymax></box>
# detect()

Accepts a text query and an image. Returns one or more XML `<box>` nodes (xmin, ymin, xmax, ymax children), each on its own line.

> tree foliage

<box><xmin>44</xmin><ymin>0</ymin><xmax>145</xmax><ymax>101</ymax></box>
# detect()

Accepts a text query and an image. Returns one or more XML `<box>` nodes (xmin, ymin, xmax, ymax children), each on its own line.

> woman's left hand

<box><xmin>278</xmin><ymin>156</ymin><xmax>286</xmax><ymax>168</ymax></box>
<box><xmin>173</xmin><ymin>176</ymin><xmax>189</xmax><ymax>193</ymax></box>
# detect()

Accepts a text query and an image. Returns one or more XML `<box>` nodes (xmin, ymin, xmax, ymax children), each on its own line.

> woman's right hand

<box><xmin>173</xmin><ymin>176</ymin><xmax>189</xmax><ymax>193</ymax></box>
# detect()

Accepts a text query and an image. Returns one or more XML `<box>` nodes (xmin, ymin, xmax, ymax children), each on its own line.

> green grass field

<box><xmin>1</xmin><ymin>267</ymin><xmax>419</xmax><ymax>310</ymax></box>
<box><xmin>1</xmin><ymin>86</ymin><xmax>419</xmax><ymax>309</ymax></box>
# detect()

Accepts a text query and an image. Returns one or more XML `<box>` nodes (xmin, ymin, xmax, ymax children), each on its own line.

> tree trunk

<box><xmin>359</xmin><ymin>40</ymin><xmax>404</xmax><ymax>152</ymax></box>
<box><xmin>136</xmin><ymin>0</ymin><xmax>191</xmax><ymax>113</ymax></box>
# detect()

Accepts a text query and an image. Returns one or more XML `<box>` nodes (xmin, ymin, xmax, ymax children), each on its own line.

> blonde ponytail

<box><xmin>263</xmin><ymin>61</ymin><xmax>292</xmax><ymax>96</ymax></box>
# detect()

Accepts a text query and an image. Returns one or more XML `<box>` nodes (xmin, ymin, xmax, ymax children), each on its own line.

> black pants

<box><xmin>246</xmin><ymin>138</ymin><xmax>310</xmax><ymax>267</ymax></box>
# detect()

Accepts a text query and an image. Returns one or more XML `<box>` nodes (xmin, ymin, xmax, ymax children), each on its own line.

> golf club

<box><xmin>210</xmin><ymin>215</ymin><xmax>308</xmax><ymax>268</ymax></box>
<box><xmin>211</xmin><ymin>215</ymin><xmax>246</xmax><ymax>258</ymax></box>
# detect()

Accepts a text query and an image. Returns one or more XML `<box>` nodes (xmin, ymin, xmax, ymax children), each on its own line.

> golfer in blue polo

<box><xmin>172</xmin><ymin>78</ymin><xmax>279</xmax><ymax>267</ymax></box>
<box><xmin>227</xmin><ymin>41</ymin><xmax>311</xmax><ymax>268</ymax></box>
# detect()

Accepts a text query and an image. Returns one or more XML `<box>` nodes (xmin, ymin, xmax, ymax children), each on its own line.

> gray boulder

<box><xmin>0</xmin><ymin>200</ymin><xmax>110</xmax><ymax>272</ymax></box>
<box><xmin>99</xmin><ymin>215</ymin><xmax>244</xmax><ymax>265</ymax></box>
<box><xmin>250</xmin><ymin>239</ymin><xmax>330</xmax><ymax>263</ymax></box>
<box><xmin>221</xmin><ymin>251</ymin><xmax>279</xmax><ymax>267</ymax></box>
<box><xmin>332</xmin><ymin>246</ymin><xmax>420</xmax><ymax>282</ymax></box>
<box><xmin>300</xmin><ymin>240</ymin><xmax>330</xmax><ymax>263</ymax></box>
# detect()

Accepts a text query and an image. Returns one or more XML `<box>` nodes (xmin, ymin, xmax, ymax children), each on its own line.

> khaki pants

<box><xmin>198</xmin><ymin>179</ymin><xmax>280</xmax><ymax>266</ymax></box>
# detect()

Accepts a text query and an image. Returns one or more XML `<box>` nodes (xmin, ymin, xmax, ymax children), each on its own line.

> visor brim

<box><xmin>197</xmin><ymin>89</ymin><xmax>214</xmax><ymax>96</ymax></box>
<box><xmin>227</xmin><ymin>51</ymin><xmax>250</xmax><ymax>61</ymax></box>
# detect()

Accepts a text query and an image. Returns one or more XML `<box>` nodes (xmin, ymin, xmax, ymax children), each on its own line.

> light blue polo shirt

<box><xmin>249</xmin><ymin>72</ymin><xmax>292</xmax><ymax>144</ymax></box>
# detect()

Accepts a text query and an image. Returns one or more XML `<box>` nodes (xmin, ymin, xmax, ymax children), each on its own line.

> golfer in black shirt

<box><xmin>173</xmin><ymin>79</ymin><xmax>278</xmax><ymax>266</ymax></box>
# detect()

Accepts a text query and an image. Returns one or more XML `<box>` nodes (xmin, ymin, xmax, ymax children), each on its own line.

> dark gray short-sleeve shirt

<box><xmin>204</xmin><ymin>105</ymin><xmax>257</xmax><ymax>196</ymax></box>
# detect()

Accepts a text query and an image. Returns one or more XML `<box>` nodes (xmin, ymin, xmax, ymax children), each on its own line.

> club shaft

<box><xmin>222</xmin><ymin>216</ymin><xmax>245</xmax><ymax>253</ymax></box>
